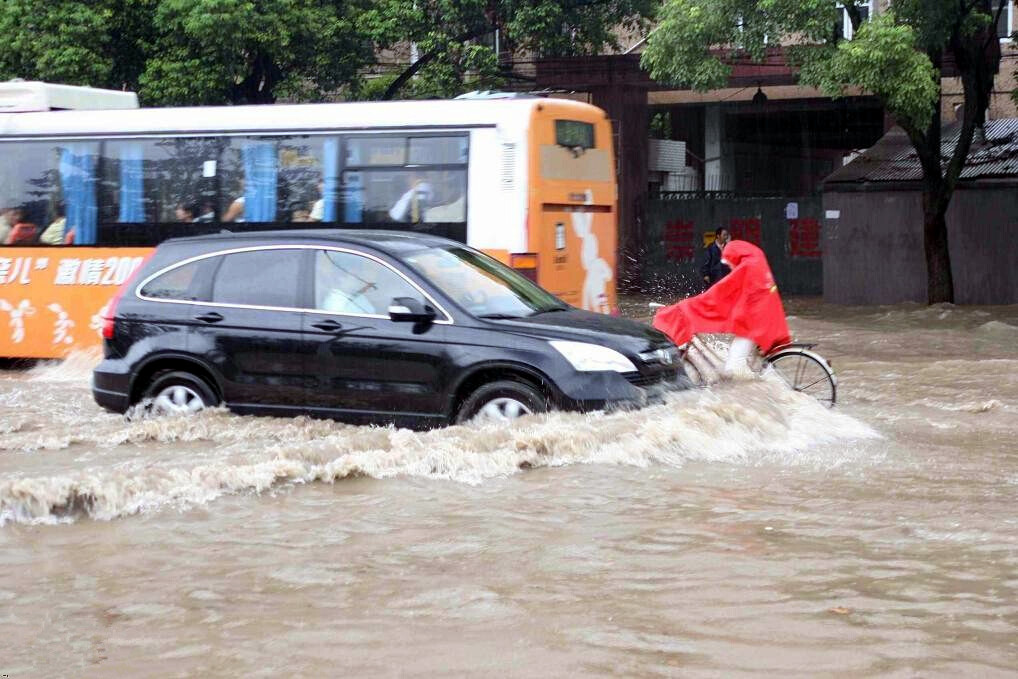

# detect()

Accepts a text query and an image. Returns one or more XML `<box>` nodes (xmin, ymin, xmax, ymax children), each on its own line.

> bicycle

<box><xmin>762</xmin><ymin>342</ymin><xmax>837</xmax><ymax>408</ymax></box>
<box><xmin>647</xmin><ymin>303</ymin><xmax>837</xmax><ymax>408</ymax></box>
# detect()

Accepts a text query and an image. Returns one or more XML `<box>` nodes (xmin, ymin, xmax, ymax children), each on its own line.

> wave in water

<box><xmin>0</xmin><ymin>377</ymin><xmax>880</xmax><ymax>526</ymax></box>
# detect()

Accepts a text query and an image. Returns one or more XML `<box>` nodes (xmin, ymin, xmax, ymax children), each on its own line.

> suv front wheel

<box><xmin>456</xmin><ymin>380</ymin><xmax>548</xmax><ymax>424</ymax></box>
<box><xmin>143</xmin><ymin>370</ymin><xmax>219</xmax><ymax>416</ymax></box>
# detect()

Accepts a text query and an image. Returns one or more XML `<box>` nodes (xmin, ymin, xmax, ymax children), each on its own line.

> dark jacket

<box><xmin>701</xmin><ymin>242</ymin><xmax>729</xmax><ymax>286</ymax></box>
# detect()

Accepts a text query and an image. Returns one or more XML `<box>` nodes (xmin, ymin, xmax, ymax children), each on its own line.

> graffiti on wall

<box><xmin>663</xmin><ymin>219</ymin><xmax>695</xmax><ymax>262</ymax></box>
<box><xmin>728</xmin><ymin>217</ymin><xmax>762</xmax><ymax>245</ymax></box>
<box><xmin>788</xmin><ymin>218</ymin><xmax>822</xmax><ymax>258</ymax></box>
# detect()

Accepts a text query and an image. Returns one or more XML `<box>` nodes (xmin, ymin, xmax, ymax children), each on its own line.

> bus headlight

<box><xmin>549</xmin><ymin>340</ymin><xmax>637</xmax><ymax>373</ymax></box>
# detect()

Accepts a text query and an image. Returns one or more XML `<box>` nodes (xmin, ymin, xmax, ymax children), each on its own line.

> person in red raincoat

<box><xmin>653</xmin><ymin>240</ymin><xmax>790</xmax><ymax>372</ymax></box>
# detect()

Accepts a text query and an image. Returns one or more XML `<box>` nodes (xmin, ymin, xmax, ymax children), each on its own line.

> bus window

<box><xmin>99</xmin><ymin>138</ymin><xmax>219</xmax><ymax>227</ymax></box>
<box><xmin>0</xmin><ymin>140</ymin><xmax>99</xmax><ymax>245</ymax></box>
<box><xmin>408</xmin><ymin>136</ymin><xmax>468</xmax><ymax>165</ymax></box>
<box><xmin>218</xmin><ymin>136</ymin><xmax>338</xmax><ymax>224</ymax></box>
<box><xmin>342</xmin><ymin>169</ymin><xmax>466</xmax><ymax>225</ymax></box>
<box><xmin>342</xmin><ymin>134</ymin><xmax>468</xmax><ymax>227</ymax></box>
<box><xmin>278</xmin><ymin>137</ymin><xmax>338</xmax><ymax>223</ymax></box>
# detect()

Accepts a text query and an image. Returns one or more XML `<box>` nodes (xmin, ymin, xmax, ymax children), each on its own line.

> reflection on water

<box><xmin>1</xmin><ymin>300</ymin><xmax>1017</xmax><ymax>676</ymax></box>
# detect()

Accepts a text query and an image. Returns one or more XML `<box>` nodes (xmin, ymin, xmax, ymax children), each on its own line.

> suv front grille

<box><xmin>624</xmin><ymin>370</ymin><xmax>678</xmax><ymax>388</ymax></box>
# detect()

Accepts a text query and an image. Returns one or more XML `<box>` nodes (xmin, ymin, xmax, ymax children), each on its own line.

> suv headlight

<box><xmin>549</xmin><ymin>340</ymin><xmax>637</xmax><ymax>373</ymax></box>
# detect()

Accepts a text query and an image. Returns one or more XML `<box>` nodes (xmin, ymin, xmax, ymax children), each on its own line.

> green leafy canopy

<box><xmin>0</xmin><ymin>0</ymin><xmax>656</xmax><ymax>104</ymax></box>
<box><xmin>640</xmin><ymin>0</ymin><xmax>1005</xmax><ymax>133</ymax></box>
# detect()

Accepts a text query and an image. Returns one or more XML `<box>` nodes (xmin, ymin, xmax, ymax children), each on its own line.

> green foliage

<box><xmin>798</xmin><ymin>14</ymin><xmax>939</xmax><ymax>132</ymax></box>
<box><xmin>0</xmin><ymin>0</ymin><xmax>117</xmax><ymax>87</ymax></box>
<box><xmin>139</xmin><ymin>0</ymin><xmax>374</xmax><ymax>105</ymax></box>
<box><xmin>367</xmin><ymin>0</ymin><xmax>656</xmax><ymax>99</ymax></box>
<box><xmin>0</xmin><ymin>0</ymin><xmax>657</xmax><ymax>104</ymax></box>
<box><xmin>0</xmin><ymin>0</ymin><xmax>373</xmax><ymax>105</ymax></box>
<box><xmin>643</xmin><ymin>0</ymin><xmax>1006</xmax><ymax>137</ymax></box>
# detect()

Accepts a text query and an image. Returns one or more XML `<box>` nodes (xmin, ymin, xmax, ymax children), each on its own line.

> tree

<box><xmin>140</xmin><ymin>0</ymin><xmax>376</xmax><ymax>105</ymax></box>
<box><xmin>366</xmin><ymin>0</ymin><xmax>656</xmax><ymax>100</ymax></box>
<box><xmin>642</xmin><ymin>0</ymin><xmax>1007</xmax><ymax>304</ymax></box>
<box><xmin>0</xmin><ymin>0</ymin><xmax>124</xmax><ymax>88</ymax></box>
<box><xmin>0</xmin><ymin>0</ymin><xmax>375</xmax><ymax>106</ymax></box>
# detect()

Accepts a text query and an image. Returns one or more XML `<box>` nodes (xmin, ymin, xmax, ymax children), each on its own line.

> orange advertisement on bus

<box><xmin>0</xmin><ymin>248</ymin><xmax>151</xmax><ymax>359</ymax></box>
<box><xmin>526</xmin><ymin>100</ymin><xmax>618</xmax><ymax>314</ymax></box>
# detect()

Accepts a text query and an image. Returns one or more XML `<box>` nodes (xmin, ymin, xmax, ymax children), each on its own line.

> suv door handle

<box><xmin>194</xmin><ymin>311</ymin><xmax>224</xmax><ymax>323</ymax></box>
<box><xmin>310</xmin><ymin>319</ymin><xmax>344</xmax><ymax>332</ymax></box>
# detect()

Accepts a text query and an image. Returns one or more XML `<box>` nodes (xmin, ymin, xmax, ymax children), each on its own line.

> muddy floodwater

<box><xmin>1</xmin><ymin>299</ymin><xmax>1017</xmax><ymax>677</ymax></box>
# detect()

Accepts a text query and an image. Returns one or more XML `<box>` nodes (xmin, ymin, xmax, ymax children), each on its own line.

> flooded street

<box><xmin>2</xmin><ymin>299</ymin><xmax>1017</xmax><ymax>677</ymax></box>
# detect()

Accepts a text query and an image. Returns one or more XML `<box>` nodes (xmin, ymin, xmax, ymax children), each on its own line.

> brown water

<box><xmin>1</xmin><ymin>299</ymin><xmax>1017</xmax><ymax>677</ymax></box>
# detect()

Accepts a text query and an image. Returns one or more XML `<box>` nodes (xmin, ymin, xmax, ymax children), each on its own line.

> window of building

<box><xmin>313</xmin><ymin>249</ymin><xmax>418</xmax><ymax>316</ymax></box>
<box><xmin>837</xmin><ymin>1</ymin><xmax>872</xmax><ymax>40</ymax></box>
<box><xmin>211</xmin><ymin>249</ymin><xmax>302</xmax><ymax>308</ymax></box>
<box><xmin>997</xmin><ymin>1</ymin><xmax>1014</xmax><ymax>41</ymax></box>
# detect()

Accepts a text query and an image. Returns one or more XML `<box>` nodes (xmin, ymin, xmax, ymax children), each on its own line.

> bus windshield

<box><xmin>403</xmin><ymin>246</ymin><xmax>567</xmax><ymax>318</ymax></box>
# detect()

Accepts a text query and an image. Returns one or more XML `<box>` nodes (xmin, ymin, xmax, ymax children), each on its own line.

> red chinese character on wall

<box><xmin>663</xmin><ymin>219</ymin><xmax>695</xmax><ymax>262</ymax></box>
<box><xmin>788</xmin><ymin>218</ymin><xmax>821</xmax><ymax>258</ymax></box>
<box><xmin>729</xmin><ymin>217</ymin><xmax>762</xmax><ymax>246</ymax></box>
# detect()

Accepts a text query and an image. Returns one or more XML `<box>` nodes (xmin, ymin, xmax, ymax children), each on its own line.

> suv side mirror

<box><xmin>388</xmin><ymin>297</ymin><xmax>437</xmax><ymax>323</ymax></box>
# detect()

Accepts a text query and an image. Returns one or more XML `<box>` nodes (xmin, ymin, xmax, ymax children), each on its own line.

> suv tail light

<box><xmin>510</xmin><ymin>252</ymin><xmax>539</xmax><ymax>283</ymax></box>
<box><xmin>102</xmin><ymin>256</ymin><xmax>151</xmax><ymax>340</ymax></box>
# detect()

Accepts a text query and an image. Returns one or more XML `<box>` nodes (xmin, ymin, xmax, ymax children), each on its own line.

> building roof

<box><xmin>825</xmin><ymin>117</ymin><xmax>1018</xmax><ymax>186</ymax></box>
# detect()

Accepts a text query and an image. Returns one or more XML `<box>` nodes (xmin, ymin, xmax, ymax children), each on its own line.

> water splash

<box><xmin>0</xmin><ymin>378</ymin><xmax>880</xmax><ymax>526</ymax></box>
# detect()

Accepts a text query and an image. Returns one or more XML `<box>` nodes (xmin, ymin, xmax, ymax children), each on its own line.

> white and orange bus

<box><xmin>0</xmin><ymin>83</ymin><xmax>618</xmax><ymax>359</ymax></box>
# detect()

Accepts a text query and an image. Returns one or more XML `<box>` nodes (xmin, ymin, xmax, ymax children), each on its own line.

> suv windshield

<box><xmin>403</xmin><ymin>246</ymin><xmax>567</xmax><ymax>318</ymax></box>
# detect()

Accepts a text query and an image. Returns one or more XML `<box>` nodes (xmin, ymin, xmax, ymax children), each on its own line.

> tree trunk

<box><xmin>921</xmin><ymin>187</ymin><xmax>955</xmax><ymax>303</ymax></box>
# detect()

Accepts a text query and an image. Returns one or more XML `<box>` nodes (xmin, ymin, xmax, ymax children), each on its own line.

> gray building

<box><xmin>823</xmin><ymin>119</ymin><xmax>1018</xmax><ymax>305</ymax></box>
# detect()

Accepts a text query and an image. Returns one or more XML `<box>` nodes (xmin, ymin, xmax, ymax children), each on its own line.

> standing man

<box><xmin>701</xmin><ymin>227</ymin><xmax>730</xmax><ymax>288</ymax></box>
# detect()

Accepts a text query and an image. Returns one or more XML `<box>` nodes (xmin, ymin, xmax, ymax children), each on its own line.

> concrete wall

<box><xmin>823</xmin><ymin>185</ymin><xmax>1018</xmax><ymax>305</ymax></box>
<box><xmin>640</xmin><ymin>196</ymin><xmax>823</xmax><ymax>298</ymax></box>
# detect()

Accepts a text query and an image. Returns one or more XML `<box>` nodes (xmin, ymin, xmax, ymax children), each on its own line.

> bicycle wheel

<box><xmin>765</xmin><ymin>349</ymin><xmax>837</xmax><ymax>407</ymax></box>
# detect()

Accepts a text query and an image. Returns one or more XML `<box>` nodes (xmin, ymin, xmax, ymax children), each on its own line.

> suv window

<box><xmin>313</xmin><ymin>249</ymin><xmax>418</xmax><ymax>316</ymax></box>
<box><xmin>140</xmin><ymin>259</ymin><xmax>208</xmax><ymax>300</ymax></box>
<box><xmin>212</xmin><ymin>249</ymin><xmax>302</xmax><ymax>308</ymax></box>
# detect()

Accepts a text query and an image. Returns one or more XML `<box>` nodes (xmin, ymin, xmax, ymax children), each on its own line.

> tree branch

<box><xmin>380</xmin><ymin>0</ymin><xmax>632</xmax><ymax>100</ymax></box>
<box><xmin>382</xmin><ymin>25</ymin><xmax>495</xmax><ymax>100</ymax></box>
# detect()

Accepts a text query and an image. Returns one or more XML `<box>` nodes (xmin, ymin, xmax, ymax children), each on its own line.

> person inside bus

<box><xmin>653</xmin><ymin>240</ymin><xmax>791</xmax><ymax>376</ymax></box>
<box><xmin>309</xmin><ymin>180</ymin><xmax>325</xmax><ymax>222</ymax></box>
<box><xmin>424</xmin><ymin>180</ymin><xmax>466</xmax><ymax>222</ymax></box>
<box><xmin>223</xmin><ymin>182</ymin><xmax>246</xmax><ymax>222</ymax></box>
<box><xmin>174</xmin><ymin>203</ymin><xmax>196</xmax><ymax>223</ymax></box>
<box><xmin>0</xmin><ymin>207</ymin><xmax>14</xmax><ymax>242</ymax></box>
<box><xmin>39</xmin><ymin>203</ymin><xmax>67</xmax><ymax>245</ymax></box>
<box><xmin>3</xmin><ymin>208</ymin><xmax>39</xmax><ymax>245</ymax></box>
<box><xmin>194</xmin><ymin>200</ymin><xmax>216</xmax><ymax>223</ymax></box>
<box><xmin>388</xmin><ymin>175</ymin><xmax>434</xmax><ymax>223</ymax></box>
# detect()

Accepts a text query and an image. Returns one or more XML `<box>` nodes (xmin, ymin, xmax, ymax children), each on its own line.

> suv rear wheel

<box><xmin>143</xmin><ymin>370</ymin><xmax>219</xmax><ymax>416</ymax></box>
<box><xmin>456</xmin><ymin>380</ymin><xmax>548</xmax><ymax>424</ymax></box>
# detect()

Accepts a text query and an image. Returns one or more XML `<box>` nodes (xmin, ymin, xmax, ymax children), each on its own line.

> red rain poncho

<box><xmin>653</xmin><ymin>240</ymin><xmax>791</xmax><ymax>353</ymax></box>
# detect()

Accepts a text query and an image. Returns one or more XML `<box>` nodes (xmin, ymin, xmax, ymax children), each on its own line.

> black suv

<box><xmin>92</xmin><ymin>231</ymin><xmax>687</xmax><ymax>428</ymax></box>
